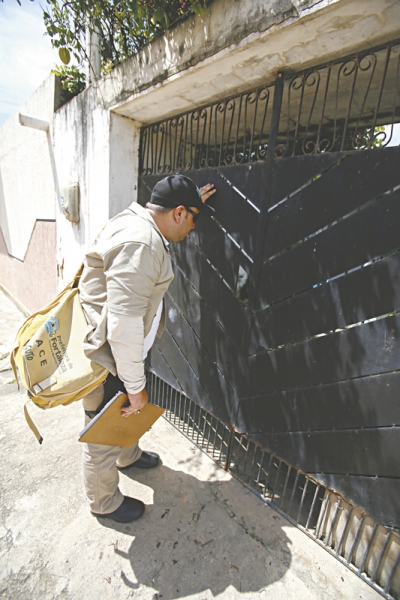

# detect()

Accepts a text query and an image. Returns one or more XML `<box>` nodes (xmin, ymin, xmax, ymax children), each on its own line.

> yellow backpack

<box><xmin>10</xmin><ymin>266</ymin><xmax>108</xmax><ymax>443</ymax></box>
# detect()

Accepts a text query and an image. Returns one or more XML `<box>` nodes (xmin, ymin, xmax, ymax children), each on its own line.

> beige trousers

<box><xmin>82</xmin><ymin>385</ymin><xmax>142</xmax><ymax>514</ymax></box>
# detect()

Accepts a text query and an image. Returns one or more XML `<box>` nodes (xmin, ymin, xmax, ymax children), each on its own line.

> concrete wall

<box><xmin>0</xmin><ymin>75</ymin><xmax>59</xmax><ymax>312</ymax></box>
<box><xmin>0</xmin><ymin>76</ymin><xmax>57</xmax><ymax>260</ymax></box>
<box><xmin>0</xmin><ymin>220</ymin><xmax>56</xmax><ymax>314</ymax></box>
<box><xmin>108</xmin><ymin>0</ymin><xmax>400</xmax><ymax>123</ymax></box>
<box><xmin>53</xmin><ymin>91</ymin><xmax>140</xmax><ymax>286</ymax></box>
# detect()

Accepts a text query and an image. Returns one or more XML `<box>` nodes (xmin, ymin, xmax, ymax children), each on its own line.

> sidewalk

<box><xmin>0</xmin><ymin>290</ymin><xmax>381</xmax><ymax>600</ymax></box>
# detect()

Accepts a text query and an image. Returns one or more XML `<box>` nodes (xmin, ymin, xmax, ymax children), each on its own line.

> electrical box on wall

<box><xmin>60</xmin><ymin>184</ymin><xmax>80</xmax><ymax>223</ymax></box>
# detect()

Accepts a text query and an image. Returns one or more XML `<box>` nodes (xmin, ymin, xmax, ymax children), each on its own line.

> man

<box><xmin>78</xmin><ymin>174</ymin><xmax>216</xmax><ymax>523</ymax></box>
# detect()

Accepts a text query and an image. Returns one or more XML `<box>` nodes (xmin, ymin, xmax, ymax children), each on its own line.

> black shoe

<box><xmin>93</xmin><ymin>496</ymin><xmax>145</xmax><ymax>523</ymax></box>
<box><xmin>118</xmin><ymin>451</ymin><xmax>160</xmax><ymax>471</ymax></box>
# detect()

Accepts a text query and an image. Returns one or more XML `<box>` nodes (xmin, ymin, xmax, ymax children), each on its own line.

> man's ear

<box><xmin>174</xmin><ymin>205</ymin><xmax>185</xmax><ymax>222</ymax></box>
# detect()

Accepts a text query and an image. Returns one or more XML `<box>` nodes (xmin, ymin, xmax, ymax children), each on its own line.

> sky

<box><xmin>0</xmin><ymin>0</ymin><xmax>58</xmax><ymax>126</ymax></box>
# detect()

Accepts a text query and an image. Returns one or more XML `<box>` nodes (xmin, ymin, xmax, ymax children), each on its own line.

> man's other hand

<box><xmin>200</xmin><ymin>183</ymin><xmax>216</xmax><ymax>203</ymax></box>
<box><xmin>122</xmin><ymin>388</ymin><xmax>148</xmax><ymax>417</ymax></box>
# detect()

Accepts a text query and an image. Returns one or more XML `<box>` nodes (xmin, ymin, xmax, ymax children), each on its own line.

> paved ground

<box><xmin>0</xmin><ymin>290</ymin><xmax>381</xmax><ymax>600</ymax></box>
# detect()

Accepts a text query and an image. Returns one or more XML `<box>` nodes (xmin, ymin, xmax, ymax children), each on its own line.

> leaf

<box><xmin>59</xmin><ymin>47</ymin><xmax>71</xmax><ymax>65</ymax></box>
<box><xmin>191</xmin><ymin>2</ymin><xmax>205</xmax><ymax>16</ymax></box>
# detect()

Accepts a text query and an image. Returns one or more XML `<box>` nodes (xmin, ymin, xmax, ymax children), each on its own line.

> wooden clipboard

<box><xmin>78</xmin><ymin>392</ymin><xmax>164</xmax><ymax>447</ymax></box>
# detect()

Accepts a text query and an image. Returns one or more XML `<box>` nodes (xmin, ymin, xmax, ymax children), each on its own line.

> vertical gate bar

<box><xmin>371</xmin><ymin>531</ymin><xmax>392</xmax><ymax>583</ymax></box>
<box><xmin>138</xmin><ymin>127</ymin><xmax>145</xmax><ymax>175</ymax></box>
<box><xmin>287</xmin><ymin>469</ymin><xmax>300</xmax><ymax>515</ymax></box>
<box><xmin>173</xmin><ymin>389</ymin><xmax>178</xmax><ymax>424</ymax></box>
<box><xmin>235</xmin><ymin>435</ymin><xmax>244</xmax><ymax>473</ymax></box>
<box><xmin>183</xmin><ymin>114</ymin><xmax>189</xmax><ymax>169</ymax></box>
<box><xmin>219</xmin><ymin>102</ymin><xmax>227</xmax><ymax>166</ymax></box>
<box><xmin>218</xmin><ymin>425</ymin><xmax>225</xmax><ymax>463</ymax></box>
<box><xmin>316</xmin><ymin>66</ymin><xmax>331</xmax><ymax>152</ymax></box>
<box><xmin>358</xmin><ymin>522</ymin><xmax>378</xmax><ymax>574</ymax></box>
<box><xmin>384</xmin><ymin>552</ymin><xmax>400</xmax><ymax>594</ymax></box>
<box><xmin>369</xmin><ymin>46</ymin><xmax>391</xmax><ymax>148</ymax></box>
<box><xmin>167</xmin><ymin>119</ymin><xmax>173</xmax><ymax>172</ymax></box>
<box><xmin>201</xmin><ymin>410</ymin><xmax>207</xmax><ymax>446</ymax></box>
<box><xmin>200</xmin><ymin>109</ymin><xmax>207</xmax><ymax>167</ymax></box>
<box><xmin>154</xmin><ymin>374</ymin><xmax>159</xmax><ymax>408</ymax></box>
<box><xmin>296</xmin><ymin>477</ymin><xmax>309</xmax><ymax>525</ymax></box>
<box><xmin>153</xmin><ymin>125</ymin><xmax>159</xmax><ymax>175</ymax></box>
<box><xmin>279</xmin><ymin>466</ymin><xmax>292</xmax><ymax>510</ymax></box>
<box><xmin>292</xmin><ymin>74</ymin><xmax>306</xmax><ymax>156</ymax></box>
<box><xmin>325</xmin><ymin>498</ymin><xmax>341</xmax><ymax>547</ymax></box>
<box><xmin>194</xmin><ymin>112</ymin><xmax>200</xmax><ymax>169</ymax></box>
<box><xmin>166</xmin><ymin>380</ymin><xmax>170</xmax><ymax>410</ymax></box>
<box><xmin>190</xmin><ymin>111</ymin><xmax>194</xmax><ymax>169</ymax></box>
<box><xmin>173</xmin><ymin>118</ymin><xmax>179</xmax><ymax>171</ymax></box>
<box><xmin>384</xmin><ymin>52</ymin><xmax>400</xmax><ymax>146</ymax></box>
<box><xmin>224</xmin><ymin>99</ymin><xmax>236</xmax><ymax>164</ymax></box>
<box><xmin>144</xmin><ymin>126</ymin><xmax>150</xmax><ymax>174</ymax></box>
<box><xmin>249</xmin><ymin>91</ymin><xmax>259</xmax><ymax>161</ymax></box>
<box><xmin>157</xmin><ymin>124</ymin><xmax>164</xmax><ymax>173</ymax></box>
<box><xmin>163</xmin><ymin>121</ymin><xmax>168</xmax><ymax>171</ymax></box>
<box><xmin>174</xmin><ymin>390</ymin><xmax>179</xmax><ymax>423</ymax></box>
<box><xmin>339</xmin><ymin>57</ymin><xmax>359</xmax><ymax>152</ymax></box>
<box><xmin>205</xmin><ymin>416</ymin><xmax>213</xmax><ymax>453</ymax></box>
<box><xmin>347</xmin><ymin>515</ymin><xmax>365</xmax><ymax>565</ymax></box>
<box><xmin>167</xmin><ymin>383</ymin><xmax>172</xmax><ymax>415</ymax></box>
<box><xmin>243</xmin><ymin>93</ymin><xmax>248</xmax><ymax>162</ymax></box>
<box><xmin>185</xmin><ymin>397</ymin><xmax>191</xmax><ymax>435</ymax></box>
<box><xmin>305</xmin><ymin>483</ymin><xmax>320</xmax><ymax>530</ymax></box>
<box><xmin>255</xmin><ymin>449</ymin><xmax>265</xmax><ymax>485</ymax></box>
<box><xmin>213</xmin><ymin>420</ymin><xmax>219</xmax><ymax>458</ymax></box>
<box><xmin>315</xmin><ymin>492</ymin><xmax>330</xmax><ymax>540</ymax></box>
<box><xmin>178</xmin><ymin>392</ymin><xmax>182</xmax><ymax>425</ymax></box>
<box><xmin>214</xmin><ymin>104</ymin><xmax>219</xmax><ymax>167</ymax></box>
<box><xmin>223</xmin><ymin>428</ymin><xmax>235</xmax><ymax>471</ymax></box>
<box><xmin>169</xmin><ymin>386</ymin><xmax>174</xmax><ymax>420</ymax></box>
<box><xmin>233</xmin><ymin>94</ymin><xmax>243</xmax><ymax>163</ymax></box>
<box><xmin>188</xmin><ymin>398</ymin><xmax>194</xmax><ymax>436</ymax></box>
<box><xmin>248</xmin><ymin>445</ymin><xmax>258</xmax><ymax>485</ymax></box>
<box><xmin>206</xmin><ymin>104</ymin><xmax>213</xmax><ymax>166</ymax></box>
<box><xmin>271</xmin><ymin>459</ymin><xmax>282</xmax><ymax>503</ymax></box>
<box><xmin>196</xmin><ymin>406</ymin><xmax>202</xmax><ymax>444</ymax></box>
<box><xmin>246</xmin><ymin>74</ymin><xmax>284</xmax><ymax>315</ymax></box>
<box><xmin>336</xmin><ymin>507</ymin><xmax>354</xmax><ymax>557</ymax></box>
<box><xmin>257</xmin><ymin>89</ymin><xmax>270</xmax><ymax>160</ymax></box>
<box><xmin>301</xmin><ymin>71</ymin><xmax>321</xmax><ymax>154</ymax></box>
<box><xmin>241</xmin><ymin>438</ymin><xmax>251</xmax><ymax>477</ymax></box>
<box><xmin>159</xmin><ymin>379</ymin><xmax>163</xmax><ymax>409</ymax></box>
<box><xmin>182</xmin><ymin>396</ymin><xmax>188</xmax><ymax>432</ymax></box>
<box><xmin>263</xmin><ymin>452</ymin><xmax>275</xmax><ymax>498</ymax></box>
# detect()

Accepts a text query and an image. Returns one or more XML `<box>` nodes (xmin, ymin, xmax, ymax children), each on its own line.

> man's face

<box><xmin>175</xmin><ymin>206</ymin><xmax>200</xmax><ymax>241</ymax></box>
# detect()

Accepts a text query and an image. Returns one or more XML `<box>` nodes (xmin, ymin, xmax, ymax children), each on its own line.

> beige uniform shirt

<box><xmin>79</xmin><ymin>203</ymin><xmax>174</xmax><ymax>374</ymax></box>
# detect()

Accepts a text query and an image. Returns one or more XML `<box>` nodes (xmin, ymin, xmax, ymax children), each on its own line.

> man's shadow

<box><xmin>97</xmin><ymin>463</ymin><xmax>292</xmax><ymax>598</ymax></box>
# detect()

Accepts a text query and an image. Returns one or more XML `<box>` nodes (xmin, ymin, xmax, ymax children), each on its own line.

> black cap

<box><xmin>150</xmin><ymin>174</ymin><xmax>203</xmax><ymax>211</ymax></box>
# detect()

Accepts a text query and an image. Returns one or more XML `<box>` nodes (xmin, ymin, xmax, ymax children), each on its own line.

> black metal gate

<box><xmin>138</xmin><ymin>40</ymin><xmax>400</xmax><ymax>545</ymax></box>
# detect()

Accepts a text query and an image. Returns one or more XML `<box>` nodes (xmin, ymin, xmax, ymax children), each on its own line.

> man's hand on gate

<box><xmin>199</xmin><ymin>183</ymin><xmax>216</xmax><ymax>203</ymax></box>
<box><xmin>122</xmin><ymin>388</ymin><xmax>149</xmax><ymax>417</ymax></box>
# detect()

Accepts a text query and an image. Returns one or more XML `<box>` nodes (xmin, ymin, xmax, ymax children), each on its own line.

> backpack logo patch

<box><xmin>45</xmin><ymin>317</ymin><xmax>59</xmax><ymax>337</ymax></box>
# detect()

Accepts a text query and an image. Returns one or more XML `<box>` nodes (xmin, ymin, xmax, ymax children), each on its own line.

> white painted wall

<box><xmin>109</xmin><ymin>112</ymin><xmax>141</xmax><ymax>218</ymax></box>
<box><xmin>53</xmin><ymin>89</ymin><xmax>141</xmax><ymax>286</ymax></box>
<box><xmin>0</xmin><ymin>75</ymin><xmax>57</xmax><ymax>261</ymax></box>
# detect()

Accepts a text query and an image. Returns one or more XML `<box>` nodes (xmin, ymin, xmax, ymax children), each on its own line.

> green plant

<box><xmin>43</xmin><ymin>0</ymin><xmax>208</xmax><ymax>73</ymax></box>
<box><xmin>51</xmin><ymin>64</ymin><xmax>86</xmax><ymax>95</ymax></box>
